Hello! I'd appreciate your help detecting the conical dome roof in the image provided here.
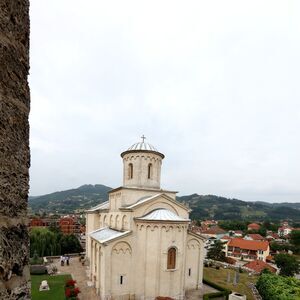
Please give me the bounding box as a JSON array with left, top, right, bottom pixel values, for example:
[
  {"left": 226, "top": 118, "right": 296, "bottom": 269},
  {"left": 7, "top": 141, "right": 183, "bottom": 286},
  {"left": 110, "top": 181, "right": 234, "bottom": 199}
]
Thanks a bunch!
[
  {"left": 127, "top": 141, "right": 158, "bottom": 151},
  {"left": 121, "top": 136, "right": 164, "bottom": 158}
]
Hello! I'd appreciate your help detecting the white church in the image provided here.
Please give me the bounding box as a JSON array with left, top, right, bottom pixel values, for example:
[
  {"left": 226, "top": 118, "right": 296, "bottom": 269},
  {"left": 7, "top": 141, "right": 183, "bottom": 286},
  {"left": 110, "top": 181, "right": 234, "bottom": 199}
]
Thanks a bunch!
[{"left": 86, "top": 138, "right": 205, "bottom": 299}]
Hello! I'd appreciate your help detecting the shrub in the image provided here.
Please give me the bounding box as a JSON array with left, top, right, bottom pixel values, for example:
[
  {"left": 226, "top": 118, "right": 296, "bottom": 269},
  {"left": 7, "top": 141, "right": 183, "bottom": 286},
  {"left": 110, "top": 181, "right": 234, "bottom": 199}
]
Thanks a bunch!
[
  {"left": 203, "top": 279, "right": 231, "bottom": 299},
  {"left": 30, "top": 265, "right": 47, "bottom": 275},
  {"left": 256, "top": 273, "right": 300, "bottom": 300}
]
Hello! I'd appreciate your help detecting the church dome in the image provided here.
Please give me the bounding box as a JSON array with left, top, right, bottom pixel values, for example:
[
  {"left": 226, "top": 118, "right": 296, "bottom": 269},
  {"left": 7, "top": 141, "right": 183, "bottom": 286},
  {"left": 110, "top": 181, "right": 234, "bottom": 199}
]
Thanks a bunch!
[
  {"left": 127, "top": 141, "right": 158, "bottom": 152},
  {"left": 136, "top": 209, "right": 190, "bottom": 222},
  {"left": 121, "top": 136, "right": 164, "bottom": 158}
]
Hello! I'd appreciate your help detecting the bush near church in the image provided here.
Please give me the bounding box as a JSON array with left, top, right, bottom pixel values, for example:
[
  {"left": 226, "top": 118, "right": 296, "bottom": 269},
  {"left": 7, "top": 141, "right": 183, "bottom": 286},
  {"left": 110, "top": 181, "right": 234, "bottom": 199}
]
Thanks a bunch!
[{"left": 256, "top": 273, "right": 300, "bottom": 300}]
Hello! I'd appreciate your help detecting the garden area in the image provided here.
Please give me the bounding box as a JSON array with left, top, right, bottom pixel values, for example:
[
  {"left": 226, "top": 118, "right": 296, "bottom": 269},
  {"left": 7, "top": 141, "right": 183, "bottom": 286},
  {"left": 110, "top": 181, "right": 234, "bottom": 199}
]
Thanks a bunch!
[
  {"left": 31, "top": 274, "right": 72, "bottom": 300},
  {"left": 203, "top": 266, "right": 258, "bottom": 300}
]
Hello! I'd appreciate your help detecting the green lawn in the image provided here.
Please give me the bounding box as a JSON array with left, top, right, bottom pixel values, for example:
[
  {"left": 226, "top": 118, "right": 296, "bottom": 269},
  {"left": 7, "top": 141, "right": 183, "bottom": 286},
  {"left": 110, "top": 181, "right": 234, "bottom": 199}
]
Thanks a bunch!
[
  {"left": 204, "top": 266, "right": 259, "bottom": 300},
  {"left": 31, "top": 274, "right": 72, "bottom": 300}
]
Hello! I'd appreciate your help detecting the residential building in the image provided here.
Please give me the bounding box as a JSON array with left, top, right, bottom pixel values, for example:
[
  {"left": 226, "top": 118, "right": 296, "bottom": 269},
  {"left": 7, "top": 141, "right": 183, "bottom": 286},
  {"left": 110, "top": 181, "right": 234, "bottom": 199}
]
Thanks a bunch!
[
  {"left": 244, "top": 260, "right": 276, "bottom": 274},
  {"left": 247, "top": 223, "right": 261, "bottom": 231},
  {"left": 226, "top": 238, "right": 270, "bottom": 262},
  {"left": 244, "top": 234, "right": 265, "bottom": 241}
]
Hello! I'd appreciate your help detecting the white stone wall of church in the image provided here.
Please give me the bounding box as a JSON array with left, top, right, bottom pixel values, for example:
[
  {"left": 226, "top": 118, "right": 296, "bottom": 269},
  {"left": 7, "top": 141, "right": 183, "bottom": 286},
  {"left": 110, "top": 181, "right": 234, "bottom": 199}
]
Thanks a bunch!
[
  {"left": 122, "top": 153, "right": 162, "bottom": 189},
  {"left": 133, "top": 223, "right": 188, "bottom": 299}
]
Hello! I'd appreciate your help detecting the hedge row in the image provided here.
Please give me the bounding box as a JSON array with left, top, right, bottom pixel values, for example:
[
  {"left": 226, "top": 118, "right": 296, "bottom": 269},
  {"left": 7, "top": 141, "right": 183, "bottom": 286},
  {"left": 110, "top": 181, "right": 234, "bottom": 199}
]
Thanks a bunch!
[{"left": 203, "top": 278, "right": 231, "bottom": 300}]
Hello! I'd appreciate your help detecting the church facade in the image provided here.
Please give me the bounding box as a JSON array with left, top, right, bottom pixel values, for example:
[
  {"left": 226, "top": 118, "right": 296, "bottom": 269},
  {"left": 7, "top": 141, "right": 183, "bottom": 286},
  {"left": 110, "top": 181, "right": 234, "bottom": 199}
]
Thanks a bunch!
[{"left": 86, "top": 139, "right": 205, "bottom": 299}]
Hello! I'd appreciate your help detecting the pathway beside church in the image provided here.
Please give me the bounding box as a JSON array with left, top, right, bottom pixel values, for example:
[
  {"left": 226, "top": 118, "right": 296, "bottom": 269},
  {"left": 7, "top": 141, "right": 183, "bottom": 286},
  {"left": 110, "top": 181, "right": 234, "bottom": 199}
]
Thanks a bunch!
[{"left": 53, "top": 256, "right": 97, "bottom": 300}]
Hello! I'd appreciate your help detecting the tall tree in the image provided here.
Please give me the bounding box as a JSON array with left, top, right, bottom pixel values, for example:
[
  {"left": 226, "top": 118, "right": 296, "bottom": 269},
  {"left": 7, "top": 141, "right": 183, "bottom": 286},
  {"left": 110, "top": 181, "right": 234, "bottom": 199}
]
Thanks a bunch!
[
  {"left": 207, "top": 240, "right": 226, "bottom": 261},
  {"left": 275, "top": 253, "right": 300, "bottom": 277}
]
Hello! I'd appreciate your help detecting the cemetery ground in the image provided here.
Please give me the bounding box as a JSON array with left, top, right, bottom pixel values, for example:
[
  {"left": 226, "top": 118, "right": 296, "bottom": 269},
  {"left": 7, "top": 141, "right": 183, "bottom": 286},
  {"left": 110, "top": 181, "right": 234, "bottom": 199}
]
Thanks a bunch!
[
  {"left": 203, "top": 266, "right": 259, "bottom": 300},
  {"left": 31, "top": 274, "right": 72, "bottom": 300}
]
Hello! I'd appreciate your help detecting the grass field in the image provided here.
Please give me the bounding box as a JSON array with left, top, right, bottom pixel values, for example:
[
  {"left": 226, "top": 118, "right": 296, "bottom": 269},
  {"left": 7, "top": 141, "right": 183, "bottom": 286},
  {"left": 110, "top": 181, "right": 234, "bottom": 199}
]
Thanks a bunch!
[
  {"left": 204, "top": 266, "right": 259, "bottom": 300},
  {"left": 31, "top": 274, "right": 72, "bottom": 300}
]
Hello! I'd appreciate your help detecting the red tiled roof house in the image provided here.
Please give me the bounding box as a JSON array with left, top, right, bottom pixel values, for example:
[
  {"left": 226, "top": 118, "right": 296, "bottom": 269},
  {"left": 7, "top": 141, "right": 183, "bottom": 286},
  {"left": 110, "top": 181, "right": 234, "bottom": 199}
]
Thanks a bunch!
[
  {"left": 247, "top": 223, "right": 261, "bottom": 231},
  {"left": 244, "top": 260, "right": 276, "bottom": 274},
  {"left": 226, "top": 238, "right": 270, "bottom": 262}
]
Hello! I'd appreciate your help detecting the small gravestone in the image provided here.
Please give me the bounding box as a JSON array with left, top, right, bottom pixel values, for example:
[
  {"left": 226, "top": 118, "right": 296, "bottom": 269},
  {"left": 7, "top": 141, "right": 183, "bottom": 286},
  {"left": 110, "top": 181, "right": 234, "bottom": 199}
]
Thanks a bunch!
[
  {"left": 227, "top": 271, "right": 231, "bottom": 283},
  {"left": 39, "top": 280, "right": 50, "bottom": 291},
  {"left": 233, "top": 271, "right": 237, "bottom": 286}
]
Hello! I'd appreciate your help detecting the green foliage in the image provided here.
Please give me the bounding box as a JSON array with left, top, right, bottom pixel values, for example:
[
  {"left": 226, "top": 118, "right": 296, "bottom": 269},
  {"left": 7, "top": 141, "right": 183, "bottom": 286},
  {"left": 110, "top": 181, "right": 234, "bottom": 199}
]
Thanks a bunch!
[
  {"left": 203, "top": 278, "right": 231, "bottom": 300},
  {"left": 270, "top": 241, "right": 294, "bottom": 253},
  {"left": 207, "top": 240, "right": 226, "bottom": 262},
  {"left": 30, "top": 227, "right": 82, "bottom": 257},
  {"left": 290, "top": 230, "right": 300, "bottom": 245},
  {"left": 60, "top": 234, "right": 83, "bottom": 254},
  {"left": 275, "top": 253, "right": 300, "bottom": 277},
  {"left": 262, "top": 220, "right": 280, "bottom": 232},
  {"left": 177, "top": 194, "right": 300, "bottom": 221},
  {"left": 219, "top": 220, "right": 248, "bottom": 231},
  {"left": 256, "top": 273, "right": 300, "bottom": 300}
]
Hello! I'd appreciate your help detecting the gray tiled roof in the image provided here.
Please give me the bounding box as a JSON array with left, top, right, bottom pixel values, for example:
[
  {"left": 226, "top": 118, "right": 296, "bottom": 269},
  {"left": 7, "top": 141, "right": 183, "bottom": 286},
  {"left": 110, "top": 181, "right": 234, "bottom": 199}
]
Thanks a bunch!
[
  {"left": 136, "top": 209, "right": 190, "bottom": 222},
  {"left": 122, "top": 194, "right": 162, "bottom": 209},
  {"left": 87, "top": 201, "right": 109, "bottom": 212},
  {"left": 89, "top": 227, "right": 130, "bottom": 243},
  {"left": 127, "top": 142, "right": 158, "bottom": 151}
]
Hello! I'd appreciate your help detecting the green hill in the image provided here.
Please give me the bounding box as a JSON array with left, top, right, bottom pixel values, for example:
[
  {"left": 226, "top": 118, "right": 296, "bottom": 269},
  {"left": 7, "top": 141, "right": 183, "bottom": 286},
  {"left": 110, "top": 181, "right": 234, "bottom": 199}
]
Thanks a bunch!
[
  {"left": 29, "top": 186, "right": 300, "bottom": 221},
  {"left": 29, "top": 184, "right": 112, "bottom": 214},
  {"left": 176, "top": 194, "right": 300, "bottom": 221}
]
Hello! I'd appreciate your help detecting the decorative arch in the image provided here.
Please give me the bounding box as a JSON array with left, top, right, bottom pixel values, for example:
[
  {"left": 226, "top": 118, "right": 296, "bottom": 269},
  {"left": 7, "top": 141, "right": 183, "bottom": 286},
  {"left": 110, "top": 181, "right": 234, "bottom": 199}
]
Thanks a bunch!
[
  {"left": 143, "top": 200, "right": 179, "bottom": 216},
  {"left": 115, "top": 215, "right": 120, "bottom": 229},
  {"left": 167, "top": 247, "right": 176, "bottom": 269},
  {"left": 187, "top": 238, "right": 201, "bottom": 249},
  {"left": 111, "top": 241, "right": 132, "bottom": 255},
  {"left": 122, "top": 215, "right": 128, "bottom": 230},
  {"left": 109, "top": 214, "right": 114, "bottom": 227},
  {"left": 103, "top": 214, "right": 108, "bottom": 226}
]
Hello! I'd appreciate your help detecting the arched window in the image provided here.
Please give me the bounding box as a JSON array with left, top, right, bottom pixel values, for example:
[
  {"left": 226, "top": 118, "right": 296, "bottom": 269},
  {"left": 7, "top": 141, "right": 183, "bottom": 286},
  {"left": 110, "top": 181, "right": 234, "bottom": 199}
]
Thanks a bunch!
[
  {"left": 128, "top": 163, "right": 133, "bottom": 179},
  {"left": 147, "top": 163, "right": 152, "bottom": 179},
  {"left": 167, "top": 247, "right": 176, "bottom": 269}
]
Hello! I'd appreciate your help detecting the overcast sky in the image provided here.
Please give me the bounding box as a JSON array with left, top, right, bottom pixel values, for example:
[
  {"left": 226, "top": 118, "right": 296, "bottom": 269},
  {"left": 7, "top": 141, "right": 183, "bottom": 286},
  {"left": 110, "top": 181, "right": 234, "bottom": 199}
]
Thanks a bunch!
[{"left": 29, "top": 1, "right": 300, "bottom": 202}]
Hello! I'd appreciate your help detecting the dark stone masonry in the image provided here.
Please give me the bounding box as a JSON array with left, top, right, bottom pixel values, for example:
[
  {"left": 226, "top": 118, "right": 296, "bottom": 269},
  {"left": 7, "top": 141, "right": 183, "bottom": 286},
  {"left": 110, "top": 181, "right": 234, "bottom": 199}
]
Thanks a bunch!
[{"left": 0, "top": 0, "right": 30, "bottom": 298}]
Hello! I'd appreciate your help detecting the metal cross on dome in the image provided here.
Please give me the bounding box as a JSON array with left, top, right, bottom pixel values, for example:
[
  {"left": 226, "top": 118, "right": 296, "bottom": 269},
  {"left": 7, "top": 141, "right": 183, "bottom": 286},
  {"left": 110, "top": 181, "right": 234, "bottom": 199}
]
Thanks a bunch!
[{"left": 141, "top": 135, "right": 146, "bottom": 143}]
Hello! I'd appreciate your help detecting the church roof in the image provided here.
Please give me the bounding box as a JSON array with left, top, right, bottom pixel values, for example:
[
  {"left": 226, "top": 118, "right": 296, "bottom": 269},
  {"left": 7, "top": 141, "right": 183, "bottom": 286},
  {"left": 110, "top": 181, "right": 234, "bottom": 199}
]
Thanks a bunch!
[
  {"left": 86, "top": 201, "right": 109, "bottom": 212},
  {"left": 136, "top": 208, "right": 190, "bottom": 222},
  {"left": 122, "top": 194, "right": 162, "bottom": 209},
  {"left": 89, "top": 227, "right": 130, "bottom": 244},
  {"left": 121, "top": 137, "right": 165, "bottom": 158},
  {"left": 127, "top": 142, "right": 158, "bottom": 152}
]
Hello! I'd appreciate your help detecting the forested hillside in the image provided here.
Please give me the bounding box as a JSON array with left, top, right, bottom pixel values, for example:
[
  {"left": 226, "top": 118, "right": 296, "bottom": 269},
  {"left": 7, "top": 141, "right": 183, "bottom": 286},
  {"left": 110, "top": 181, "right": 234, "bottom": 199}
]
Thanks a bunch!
[{"left": 29, "top": 186, "right": 300, "bottom": 221}]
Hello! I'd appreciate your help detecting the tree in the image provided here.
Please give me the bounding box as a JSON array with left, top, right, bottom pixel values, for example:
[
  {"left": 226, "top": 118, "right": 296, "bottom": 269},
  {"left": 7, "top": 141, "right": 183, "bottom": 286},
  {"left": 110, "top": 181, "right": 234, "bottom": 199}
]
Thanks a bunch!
[
  {"left": 207, "top": 240, "right": 226, "bottom": 261},
  {"left": 275, "top": 253, "right": 300, "bottom": 277},
  {"left": 290, "top": 230, "right": 300, "bottom": 246},
  {"left": 290, "top": 230, "right": 300, "bottom": 254},
  {"left": 60, "top": 234, "right": 83, "bottom": 254}
]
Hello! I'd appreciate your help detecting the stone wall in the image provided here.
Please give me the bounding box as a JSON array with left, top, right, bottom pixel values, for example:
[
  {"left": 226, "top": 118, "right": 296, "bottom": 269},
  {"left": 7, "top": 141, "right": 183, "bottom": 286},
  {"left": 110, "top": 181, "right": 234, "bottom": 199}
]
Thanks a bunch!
[{"left": 0, "top": 0, "right": 30, "bottom": 299}]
